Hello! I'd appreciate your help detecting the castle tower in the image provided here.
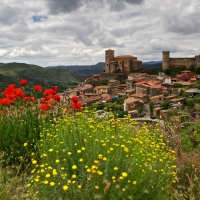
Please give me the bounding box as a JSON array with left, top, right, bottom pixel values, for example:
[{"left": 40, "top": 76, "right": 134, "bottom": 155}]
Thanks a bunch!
[
  {"left": 195, "top": 55, "right": 200, "bottom": 68},
  {"left": 104, "top": 49, "right": 114, "bottom": 73},
  {"left": 162, "top": 51, "right": 170, "bottom": 70}
]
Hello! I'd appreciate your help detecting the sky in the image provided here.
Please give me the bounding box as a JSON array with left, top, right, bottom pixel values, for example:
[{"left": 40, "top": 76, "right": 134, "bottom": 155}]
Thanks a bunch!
[{"left": 0, "top": 0, "right": 199, "bottom": 67}]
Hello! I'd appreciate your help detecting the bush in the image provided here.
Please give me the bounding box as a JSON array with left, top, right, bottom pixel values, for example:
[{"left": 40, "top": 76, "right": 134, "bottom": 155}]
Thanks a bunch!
[{"left": 28, "top": 112, "right": 177, "bottom": 200}]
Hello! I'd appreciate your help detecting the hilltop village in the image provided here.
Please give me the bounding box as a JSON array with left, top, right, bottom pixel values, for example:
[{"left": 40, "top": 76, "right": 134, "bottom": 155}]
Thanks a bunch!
[{"left": 59, "top": 49, "right": 200, "bottom": 120}]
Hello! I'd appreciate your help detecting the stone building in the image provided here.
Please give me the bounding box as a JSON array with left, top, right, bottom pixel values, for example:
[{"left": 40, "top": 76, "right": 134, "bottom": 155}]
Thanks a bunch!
[
  {"left": 162, "top": 51, "right": 200, "bottom": 70},
  {"left": 103, "top": 49, "right": 142, "bottom": 74}
]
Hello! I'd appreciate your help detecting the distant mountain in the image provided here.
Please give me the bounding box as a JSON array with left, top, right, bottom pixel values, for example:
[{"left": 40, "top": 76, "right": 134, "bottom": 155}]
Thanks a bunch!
[
  {"left": 48, "top": 61, "right": 162, "bottom": 75},
  {"left": 142, "top": 61, "right": 162, "bottom": 68},
  {"left": 0, "top": 62, "right": 86, "bottom": 90},
  {"left": 48, "top": 62, "right": 105, "bottom": 76}
]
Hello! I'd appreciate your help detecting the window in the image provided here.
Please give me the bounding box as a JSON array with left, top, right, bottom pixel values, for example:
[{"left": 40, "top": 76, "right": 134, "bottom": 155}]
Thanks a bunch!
[{"left": 159, "top": 98, "right": 161, "bottom": 101}]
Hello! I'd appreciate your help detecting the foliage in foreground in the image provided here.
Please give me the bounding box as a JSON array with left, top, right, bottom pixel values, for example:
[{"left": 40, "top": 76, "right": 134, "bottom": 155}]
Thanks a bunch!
[{"left": 27, "top": 111, "right": 177, "bottom": 200}]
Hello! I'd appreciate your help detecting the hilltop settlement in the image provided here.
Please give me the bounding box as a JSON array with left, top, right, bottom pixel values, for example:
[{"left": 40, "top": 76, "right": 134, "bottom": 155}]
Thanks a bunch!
[{"left": 56, "top": 49, "right": 200, "bottom": 120}]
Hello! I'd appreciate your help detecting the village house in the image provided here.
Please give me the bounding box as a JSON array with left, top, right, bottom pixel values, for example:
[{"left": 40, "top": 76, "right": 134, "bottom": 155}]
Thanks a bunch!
[
  {"left": 124, "top": 97, "right": 144, "bottom": 112},
  {"left": 94, "top": 85, "right": 112, "bottom": 94},
  {"left": 85, "top": 74, "right": 100, "bottom": 83},
  {"left": 108, "top": 79, "right": 120, "bottom": 87},
  {"left": 150, "top": 95, "right": 165, "bottom": 104},
  {"left": 176, "top": 70, "right": 198, "bottom": 82},
  {"left": 78, "top": 84, "right": 94, "bottom": 95}
]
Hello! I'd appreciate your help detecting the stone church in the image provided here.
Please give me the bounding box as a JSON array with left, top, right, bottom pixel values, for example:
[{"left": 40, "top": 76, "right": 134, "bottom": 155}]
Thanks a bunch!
[{"left": 103, "top": 49, "right": 142, "bottom": 74}]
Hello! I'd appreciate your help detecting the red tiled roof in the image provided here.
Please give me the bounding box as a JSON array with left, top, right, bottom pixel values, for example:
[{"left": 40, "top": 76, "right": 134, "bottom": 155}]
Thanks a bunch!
[{"left": 150, "top": 84, "right": 162, "bottom": 89}]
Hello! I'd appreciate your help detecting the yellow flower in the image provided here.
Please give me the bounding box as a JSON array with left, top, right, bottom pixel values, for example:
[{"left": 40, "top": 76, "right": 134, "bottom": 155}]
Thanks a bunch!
[
  {"left": 77, "top": 150, "right": 81, "bottom": 153},
  {"left": 122, "top": 172, "right": 128, "bottom": 177},
  {"left": 79, "top": 158, "right": 83, "bottom": 162},
  {"left": 98, "top": 154, "right": 103, "bottom": 159},
  {"left": 94, "top": 160, "right": 99, "bottom": 164},
  {"left": 119, "top": 176, "right": 123, "bottom": 180},
  {"left": 114, "top": 167, "right": 118, "bottom": 171},
  {"left": 61, "top": 167, "right": 65, "bottom": 170},
  {"left": 55, "top": 159, "right": 60, "bottom": 163},
  {"left": 44, "top": 180, "right": 48, "bottom": 185},
  {"left": 72, "top": 165, "right": 77, "bottom": 170},
  {"left": 82, "top": 147, "right": 86, "bottom": 151},
  {"left": 122, "top": 188, "right": 126, "bottom": 192},
  {"left": 63, "top": 185, "right": 68, "bottom": 191},
  {"left": 124, "top": 147, "right": 129, "bottom": 152},
  {"left": 23, "top": 143, "right": 28, "bottom": 147},
  {"left": 78, "top": 185, "right": 82, "bottom": 189},
  {"left": 45, "top": 174, "right": 50, "bottom": 178},
  {"left": 48, "top": 149, "right": 53, "bottom": 152},
  {"left": 50, "top": 182, "right": 55, "bottom": 186},
  {"left": 72, "top": 174, "right": 76, "bottom": 179},
  {"left": 68, "top": 152, "right": 72, "bottom": 156},
  {"left": 133, "top": 181, "right": 137, "bottom": 185},
  {"left": 32, "top": 160, "right": 37, "bottom": 165},
  {"left": 95, "top": 186, "right": 99, "bottom": 189},
  {"left": 103, "top": 157, "right": 107, "bottom": 161}
]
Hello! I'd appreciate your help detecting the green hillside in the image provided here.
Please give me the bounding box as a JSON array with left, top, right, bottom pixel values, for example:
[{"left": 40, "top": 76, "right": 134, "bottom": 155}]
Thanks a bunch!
[{"left": 0, "top": 62, "right": 87, "bottom": 90}]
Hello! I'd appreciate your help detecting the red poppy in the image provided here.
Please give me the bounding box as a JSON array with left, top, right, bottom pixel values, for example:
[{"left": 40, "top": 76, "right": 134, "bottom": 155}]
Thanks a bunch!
[
  {"left": 40, "top": 98, "right": 46, "bottom": 103},
  {"left": 20, "top": 79, "right": 28, "bottom": 86},
  {"left": 24, "top": 97, "right": 30, "bottom": 102},
  {"left": 43, "top": 89, "right": 56, "bottom": 96},
  {"left": 39, "top": 104, "right": 51, "bottom": 111},
  {"left": 72, "top": 102, "right": 82, "bottom": 110},
  {"left": 53, "top": 95, "right": 60, "bottom": 102},
  {"left": 7, "top": 84, "right": 16, "bottom": 91},
  {"left": 13, "top": 88, "right": 25, "bottom": 98},
  {"left": 34, "top": 85, "right": 42, "bottom": 92},
  {"left": 52, "top": 86, "right": 58, "bottom": 92},
  {"left": 71, "top": 96, "right": 79, "bottom": 104},
  {"left": 45, "top": 95, "right": 52, "bottom": 101},
  {"left": 0, "top": 98, "right": 11, "bottom": 105}
]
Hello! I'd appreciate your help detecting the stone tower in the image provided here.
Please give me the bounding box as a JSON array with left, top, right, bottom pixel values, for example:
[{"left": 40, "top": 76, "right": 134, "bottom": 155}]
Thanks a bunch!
[
  {"left": 162, "top": 51, "right": 170, "bottom": 70},
  {"left": 195, "top": 55, "right": 200, "bottom": 68},
  {"left": 104, "top": 49, "right": 114, "bottom": 73}
]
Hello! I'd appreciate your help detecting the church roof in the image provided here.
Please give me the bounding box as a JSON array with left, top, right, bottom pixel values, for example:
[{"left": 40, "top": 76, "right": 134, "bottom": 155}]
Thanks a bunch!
[{"left": 114, "top": 55, "right": 137, "bottom": 59}]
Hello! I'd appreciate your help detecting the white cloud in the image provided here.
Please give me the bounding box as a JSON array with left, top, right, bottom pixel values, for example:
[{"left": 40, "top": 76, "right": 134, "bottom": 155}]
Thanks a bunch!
[{"left": 0, "top": 0, "right": 199, "bottom": 67}]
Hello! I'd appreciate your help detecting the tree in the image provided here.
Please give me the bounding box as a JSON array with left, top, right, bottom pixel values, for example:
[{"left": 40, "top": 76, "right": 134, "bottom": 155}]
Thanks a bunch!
[
  {"left": 164, "top": 68, "right": 171, "bottom": 76},
  {"left": 194, "top": 66, "right": 200, "bottom": 74}
]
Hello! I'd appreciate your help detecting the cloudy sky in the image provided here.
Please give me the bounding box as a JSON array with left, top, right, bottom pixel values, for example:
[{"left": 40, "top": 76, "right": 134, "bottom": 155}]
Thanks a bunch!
[{"left": 0, "top": 0, "right": 199, "bottom": 67}]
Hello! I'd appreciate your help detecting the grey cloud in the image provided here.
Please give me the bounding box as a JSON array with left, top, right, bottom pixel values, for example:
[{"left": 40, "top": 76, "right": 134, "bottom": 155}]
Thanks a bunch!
[{"left": 45, "top": 0, "right": 145, "bottom": 14}]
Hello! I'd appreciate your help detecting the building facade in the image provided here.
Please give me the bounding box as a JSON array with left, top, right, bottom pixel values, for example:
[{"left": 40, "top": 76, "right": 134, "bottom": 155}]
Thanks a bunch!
[{"left": 103, "top": 49, "right": 142, "bottom": 74}]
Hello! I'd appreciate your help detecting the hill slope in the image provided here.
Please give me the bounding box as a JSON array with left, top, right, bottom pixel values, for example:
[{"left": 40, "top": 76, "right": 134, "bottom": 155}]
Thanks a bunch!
[
  {"left": 48, "top": 61, "right": 162, "bottom": 75},
  {"left": 0, "top": 62, "right": 86, "bottom": 90}
]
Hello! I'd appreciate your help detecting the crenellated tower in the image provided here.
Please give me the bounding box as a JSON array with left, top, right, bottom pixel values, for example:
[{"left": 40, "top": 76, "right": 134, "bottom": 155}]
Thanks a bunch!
[{"left": 162, "top": 51, "right": 170, "bottom": 70}]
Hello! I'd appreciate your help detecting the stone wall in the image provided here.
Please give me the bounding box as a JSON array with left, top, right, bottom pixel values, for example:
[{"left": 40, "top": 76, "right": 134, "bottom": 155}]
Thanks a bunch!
[{"left": 100, "top": 73, "right": 128, "bottom": 81}]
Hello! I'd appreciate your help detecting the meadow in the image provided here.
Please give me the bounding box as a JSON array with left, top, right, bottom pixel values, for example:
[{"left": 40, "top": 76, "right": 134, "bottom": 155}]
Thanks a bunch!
[{"left": 0, "top": 80, "right": 199, "bottom": 200}]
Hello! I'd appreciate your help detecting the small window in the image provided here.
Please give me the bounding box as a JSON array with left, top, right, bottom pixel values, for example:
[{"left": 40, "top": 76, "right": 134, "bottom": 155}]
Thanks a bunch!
[{"left": 159, "top": 98, "right": 161, "bottom": 100}]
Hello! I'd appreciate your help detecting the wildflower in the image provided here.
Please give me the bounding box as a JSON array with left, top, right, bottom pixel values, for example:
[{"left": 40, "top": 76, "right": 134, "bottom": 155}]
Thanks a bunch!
[
  {"left": 50, "top": 182, "right": 55, "bottom": 186},
  {"left": 0, "top": 98, "right": 11, "bottom": 105},
  {"left": 52, "top": 86, "right": 58, "bottom": 92},
  {"left": 39, "top": 104, "right": 51, "bottom": 111},
  {"left": 78, "top": 185, "right": 82, "bottom": 189},
  {"left": 68, "top": 152, "right": 72, "bottom": 156},
  {"left": 103, "top": 157, "right": 107, "bottom": 161},
  {"left": 71, "top": 96, "right": 79, "bottom": 103},
  {"left": 43, "top": 89, "right": 56, "bottom": 96},
  {"left": 44, "top": 180, "right": 48, "bottom": 185},
  {"left": 72, "top": 102, "right": 82, "bottom": 110},
  {"left": 122, "top": 172, "right": 128, "bottom": 177},
  {"left": 72, "top": 165, "right": 77, "bottom": 170},
  {"left": 95, "top": 186, "right": 99, "bottom": 189},
  {"left": 114, "top": 167, "right": 118, "bottom": 171},
  {"left": 63, "top": 185, "right": 68, "bottom": 191},
  {"left": 79, "top": 158, "right": 83, "bottom": 162},
  {"left": 20, "top": 79, "right": 28, "bottom": 86},
  {"left": 23, "top": 143, "right": 28, "bottom": 147},
  {"left": 77, "top": 150, "right": 81, "bottom": 153},
  {"left": 133, "top": 181, "right": 137, "bottom": 185},
  {"left": 72, "top": 174, "right": 76, "bottom": 179},
  {"left": 45, "top": 174, "right": 51, "bottom": 178},
  {"left": 32, "top": 160, "right": 37, "bottom": 165},
  {"left": 34, "top": 85, "right": 42, "bottom": 92},
  {"left": 53, "top": 95, "right": 60, "bottom": 102},
  {"left": 55, "top": 159, "right": 60, "bottom": 163}
]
